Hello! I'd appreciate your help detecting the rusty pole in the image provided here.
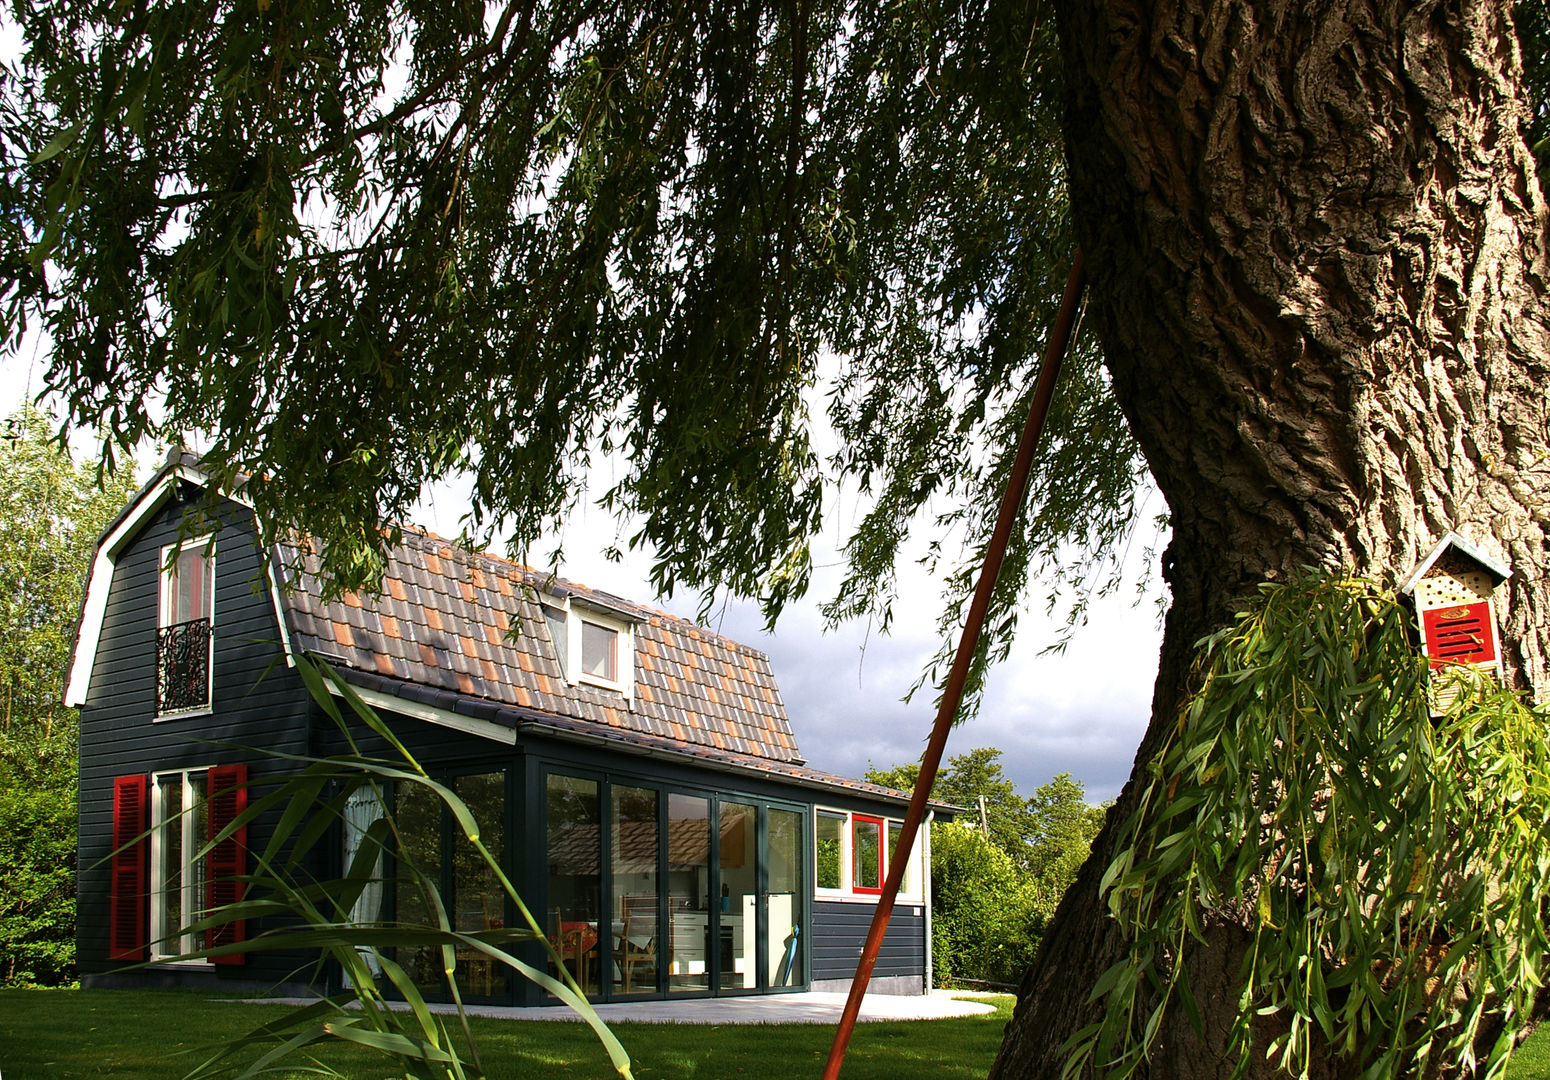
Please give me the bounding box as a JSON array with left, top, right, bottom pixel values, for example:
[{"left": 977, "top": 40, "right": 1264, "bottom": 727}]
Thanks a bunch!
[{"left": 820, "top": 250, "right": 1088, "bottom": 1080}]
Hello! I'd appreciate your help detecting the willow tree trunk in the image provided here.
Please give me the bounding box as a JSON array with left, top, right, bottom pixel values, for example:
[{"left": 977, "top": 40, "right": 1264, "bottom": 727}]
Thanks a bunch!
[{"left": 991, "top": 1, "right": 1550, "bottom": 1077}]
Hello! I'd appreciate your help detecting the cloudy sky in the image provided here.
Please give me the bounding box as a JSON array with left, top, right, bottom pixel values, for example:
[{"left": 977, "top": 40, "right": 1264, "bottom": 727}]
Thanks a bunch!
[{"left": 3, "top": 333, "right": 1166, "bottom": 804}]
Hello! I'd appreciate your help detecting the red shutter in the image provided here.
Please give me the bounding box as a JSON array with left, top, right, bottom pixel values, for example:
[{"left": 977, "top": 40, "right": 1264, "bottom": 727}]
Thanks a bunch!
[
  {"left": 109, "top": 775, "right": 149, "bottom": 962},
  {"left": 205, "top": 763, "right": 248, "bottom": 963}
]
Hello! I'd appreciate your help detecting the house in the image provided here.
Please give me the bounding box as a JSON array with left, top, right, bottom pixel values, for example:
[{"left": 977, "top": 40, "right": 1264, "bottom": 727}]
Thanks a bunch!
[{"left": 68, "top": 451, "right": 947, "bottom": 1004}]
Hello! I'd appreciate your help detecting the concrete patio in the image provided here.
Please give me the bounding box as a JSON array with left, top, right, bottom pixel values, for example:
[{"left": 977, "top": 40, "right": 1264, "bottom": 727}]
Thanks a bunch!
[{"left": 248, "top": 989, "right": 1001, "bottom": 1025}]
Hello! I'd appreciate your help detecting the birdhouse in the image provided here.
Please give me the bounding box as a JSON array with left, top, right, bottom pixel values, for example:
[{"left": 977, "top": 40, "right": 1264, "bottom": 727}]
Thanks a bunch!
[{"left": 1398, "top": 532, "right": 1511, "bottom": 713}]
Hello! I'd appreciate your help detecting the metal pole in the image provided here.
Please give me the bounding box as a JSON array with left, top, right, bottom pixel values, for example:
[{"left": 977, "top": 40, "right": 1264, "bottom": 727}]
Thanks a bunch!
[{"left": 820, "top": 250, "right": 1087, "bottom": 1080}]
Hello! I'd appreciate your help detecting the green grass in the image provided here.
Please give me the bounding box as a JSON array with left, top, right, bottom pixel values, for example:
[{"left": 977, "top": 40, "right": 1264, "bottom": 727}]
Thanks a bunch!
[
  {"left": 0, "top": 989, "right": 1014, "bottom": 1080},
  {"left": 9, "top": 990, "right": 1550, "bottom": 1079}
]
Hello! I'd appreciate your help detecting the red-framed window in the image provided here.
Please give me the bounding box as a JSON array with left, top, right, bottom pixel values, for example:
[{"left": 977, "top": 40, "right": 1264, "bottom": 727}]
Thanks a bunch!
[{"left": 851, "top": 815, "right": 884, "bottom": 894}]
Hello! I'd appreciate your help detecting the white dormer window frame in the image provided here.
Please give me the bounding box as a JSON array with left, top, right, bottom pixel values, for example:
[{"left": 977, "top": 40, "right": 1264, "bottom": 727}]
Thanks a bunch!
[
  {"left": 156, "top": 535, "right": 216, "bottom": 719},
  {"left": 542, "top": 595, "right": 635, "bottom": 700}
]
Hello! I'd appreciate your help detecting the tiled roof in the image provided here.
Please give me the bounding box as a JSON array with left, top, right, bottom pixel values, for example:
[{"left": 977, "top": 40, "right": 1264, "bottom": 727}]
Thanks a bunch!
[{"left": 273, "top": 526, "right": 805, "bottom": 765}]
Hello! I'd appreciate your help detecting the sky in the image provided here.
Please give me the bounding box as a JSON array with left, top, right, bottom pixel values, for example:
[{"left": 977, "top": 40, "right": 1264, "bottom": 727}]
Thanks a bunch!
[{"left": 2, "top": 333, "right": 1166, "bottom": 803}]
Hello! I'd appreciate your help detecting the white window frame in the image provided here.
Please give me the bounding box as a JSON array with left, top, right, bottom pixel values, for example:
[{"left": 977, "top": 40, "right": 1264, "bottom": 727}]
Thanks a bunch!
[
  {"left": 813, "top": 807, "right": 924, "bottom": 902},
  {"left": 814, "top": 809, "right": 851, "bottom": 897},
  {"left": 156, "top": 535, "right": 216, "bottom": 719},
  {"left": 543, "top": 596, "right": 634, "bottom": 700},
  {"left": 149, "top": 767, "right": 213, "bottom": 965}
]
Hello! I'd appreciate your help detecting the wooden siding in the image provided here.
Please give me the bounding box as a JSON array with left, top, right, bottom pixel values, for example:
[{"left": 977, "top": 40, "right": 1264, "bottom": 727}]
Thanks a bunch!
[
  {"left": 810, "top": 900, "right": 925, "bottom": 981},
  {"left": 76, "top": 495, "right": 314, "bottom": 985}
]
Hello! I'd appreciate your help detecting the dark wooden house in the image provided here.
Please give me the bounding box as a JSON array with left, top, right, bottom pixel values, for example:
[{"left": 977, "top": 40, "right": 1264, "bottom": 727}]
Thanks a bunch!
[{"left": 68, "top": 453, "right": 946, "bottom": 1004}]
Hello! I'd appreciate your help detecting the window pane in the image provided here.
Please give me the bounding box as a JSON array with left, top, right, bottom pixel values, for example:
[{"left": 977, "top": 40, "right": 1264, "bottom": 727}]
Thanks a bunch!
[
  {"left": 154, "top": 778, "right": 183, "bottom": 953},
  {"left": 853, "top": 818, "right": 881, "bottom": 891},
  {"left": 765, "top": 808, "right": 803, "bottom": 987},
  {"left": 453, "top": 772, "right": 505, "bottom": 998},
  {"left": 342, "top": 786, "right": 387, "bottom": 986},
  {"left": 887, "top": 820, "right": 920, "bottom": 895},
  {"left": 546, "top": 774, "right": 601, "bottom": 995},
  {"left": 719, "top": 801, "right": 756, "bottom": 989},
  {"left": 542, "top": 605, "right": 567, "bottom": 676},
  {"left": 394, "top": 780, "right": 443, "bottom": 995},
  {"left": 171, "top": 548, "right": 208, "bottom": 624},
  {"left": 187, "top": 773, "right": 208, "bottom": 950},
  {"left": 152, "top": 771, "right": 209, "bottom": 958},
  {"left": 667, "top": 793, "right": 710, "bottom": 992},
  {"left": 815, "top": 812, "right": 844, "bottom": 890},
  {"left": 581, "top": 621, "right": 617, "bottom": 680},
  {"left": 611, "top": 785, "right": 659, "bottom": 994}
]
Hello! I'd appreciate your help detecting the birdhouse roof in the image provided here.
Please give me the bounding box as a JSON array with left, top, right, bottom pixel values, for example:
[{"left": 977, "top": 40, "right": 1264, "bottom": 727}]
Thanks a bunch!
[{"left": 1398, "top": 532, "right": 1512, "bottom": 596}]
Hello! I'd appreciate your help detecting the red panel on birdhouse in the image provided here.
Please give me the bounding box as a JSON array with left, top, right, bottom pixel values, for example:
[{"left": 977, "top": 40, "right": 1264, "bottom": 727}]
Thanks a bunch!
[{"left": 1421, "top": 602, "right": 1497, "bottom": 667}]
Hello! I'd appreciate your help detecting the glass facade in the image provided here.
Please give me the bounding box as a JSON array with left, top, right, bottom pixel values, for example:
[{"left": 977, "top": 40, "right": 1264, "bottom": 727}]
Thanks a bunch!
[
  {"left": 544, "top": 771, "right": 809, "bottom": 1002},
  {"left": 765, "top": 807, "right": 804, "bottom": 987},
  {"left": 546, "top": 774, "right": 602, "bottom": 995},
  {"left": 394, "top": 778, "right": 445, "bottom": 995},
  {"left": 453, "top": 773, "right": 505, "bottom": 997},
  {"left": 610, "top": 785, "right": 659, "bottom": 994},
  {"left": 369, "top": 761, "right": 884, "bottom": 1006},
  {"left": 667, "top": 793, "right": 710, "bottom": 992},
  {"left": 392, "top": 772, "right": 509, "bottom": 1000}
]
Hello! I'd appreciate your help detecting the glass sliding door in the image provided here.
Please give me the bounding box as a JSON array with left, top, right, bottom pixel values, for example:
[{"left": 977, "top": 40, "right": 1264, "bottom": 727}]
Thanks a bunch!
[
  {"left": 546, "top": 774, "right": 602, "bottom": 995},
  {"left": 610, "top": 785, "right": 659, "bottom": 994},
  {"left": 540, "top": 773, "right": 811, "bottom": 1000},
  {"left": 718, "top": 800, "right": 757, "bottom": 990},
  {"left": 394, "top": 780, "right": 444, "bottom": 995},
  {"left": 764, "top": 807, "right": 804, "bottom": 988},
  {"left": 452, "top": 772, "right": 505, "bottom": 998},
  {"left": 666, "top": 793, "right": 710, "bottom": 992}
]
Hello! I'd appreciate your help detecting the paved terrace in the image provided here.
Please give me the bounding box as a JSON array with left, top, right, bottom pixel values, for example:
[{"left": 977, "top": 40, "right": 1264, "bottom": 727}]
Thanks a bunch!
[{"left": 248, "top": 990, "right": 999, "bottom": 1025}]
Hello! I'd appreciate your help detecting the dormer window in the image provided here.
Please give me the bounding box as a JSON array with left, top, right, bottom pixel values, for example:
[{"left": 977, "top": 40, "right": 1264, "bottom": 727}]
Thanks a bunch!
[
  {"left": 580, "top": 619, "right": 619, "bottom": 683},
  {"left": 541, "top": 597, "right": 634, "bottom": 698},
  {"left": 157, "top": 538, "right": 214, "bottom": 716}
]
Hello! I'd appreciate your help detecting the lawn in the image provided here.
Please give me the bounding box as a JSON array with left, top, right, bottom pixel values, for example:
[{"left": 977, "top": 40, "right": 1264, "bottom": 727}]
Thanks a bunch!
[
  {"left": 0, "top": 989, "right": 1013, "bottom": 1080},
  {"left": 6, "top": 990, "right": 1550, "bottom": 1079}
]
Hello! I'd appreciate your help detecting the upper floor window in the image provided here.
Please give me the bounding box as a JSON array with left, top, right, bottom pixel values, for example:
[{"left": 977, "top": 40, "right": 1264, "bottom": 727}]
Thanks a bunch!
[
  {"left": 580, "top": 618, "right": 619, "bottom": 683},
  {"left": 156, "top": 538, "right": 214, "bottom": 716},
  {"left": 541, "top": 598, "right": 634, "bottom": 698}
]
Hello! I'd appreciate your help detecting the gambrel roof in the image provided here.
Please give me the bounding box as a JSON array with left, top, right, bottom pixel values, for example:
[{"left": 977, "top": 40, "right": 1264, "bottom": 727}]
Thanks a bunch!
[
  {"left": 66, "top": 452, "right": 930, "bottom": 808},
  {"left": 274, "top": 527, "right": 805, "bottom": 765}
]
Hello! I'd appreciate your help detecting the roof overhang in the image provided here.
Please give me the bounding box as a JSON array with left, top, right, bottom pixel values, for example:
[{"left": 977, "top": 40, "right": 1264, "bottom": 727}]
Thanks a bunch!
[
  {"left": 1398, "top": 531, "right": 1512, "bottom": 596},
  {"left": 326, "top": 664, "right": 941, "bottom": 811}
]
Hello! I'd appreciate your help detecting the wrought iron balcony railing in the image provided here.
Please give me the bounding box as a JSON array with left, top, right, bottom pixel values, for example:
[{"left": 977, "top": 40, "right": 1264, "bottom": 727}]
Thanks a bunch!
[{"left": 157, "top": 618, "right": 211, "bottom": 714}]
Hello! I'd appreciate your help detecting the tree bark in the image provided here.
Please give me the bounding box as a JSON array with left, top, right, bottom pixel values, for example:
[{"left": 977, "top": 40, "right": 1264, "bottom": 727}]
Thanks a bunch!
[{"left": 992, "top": 1, "right": 1550, "bottom": 1076}]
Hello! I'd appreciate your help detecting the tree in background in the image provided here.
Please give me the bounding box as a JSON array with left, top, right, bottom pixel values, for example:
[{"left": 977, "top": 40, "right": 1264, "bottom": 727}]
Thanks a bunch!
[
  {"left": 1024, "top": 773, "right": 1107, "bottom": 889},
  {"left": 868, "top": 751, "right": 1107, "bottom": 987},
  {"left": 0, "top": 409, "right": 135, "bottom": 986},
  {"left": 929, "top": 822, "right": 1044, "bottom": 988}
]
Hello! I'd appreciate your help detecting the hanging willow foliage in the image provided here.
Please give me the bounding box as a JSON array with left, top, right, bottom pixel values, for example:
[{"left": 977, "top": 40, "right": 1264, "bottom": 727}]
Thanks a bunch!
[{"left": 1066, "top": 576, "right": 1550, "bottom": 1080}]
